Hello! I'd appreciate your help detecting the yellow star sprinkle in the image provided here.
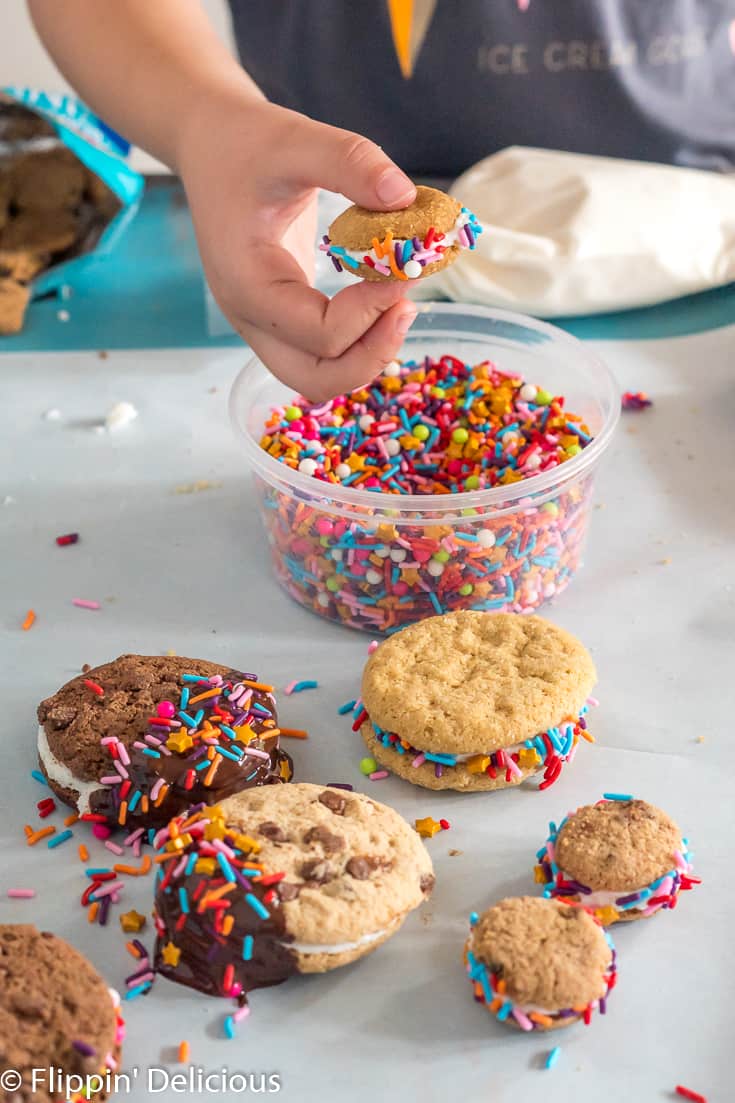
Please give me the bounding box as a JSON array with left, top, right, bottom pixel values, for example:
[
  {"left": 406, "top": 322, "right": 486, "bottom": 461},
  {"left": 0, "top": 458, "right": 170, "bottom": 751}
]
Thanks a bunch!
[
  {"left": 518, "top": 748, "right": 542, "bottom": 769},
  {"left": 347, "top": 452, "right": 367, "bottom": 473},
  {"left": 166, "top": 732, "right": 194, "bottom": 754},
  {"left": 161, "top": 941, "right": 181, "bottom": 967},
  {"left": 533, "top": 865, "right": 548, "bottom": 885},
  {"left": 415, "top": 817, "right": 442, "bottom": 838},
  {"left": 119, "top": 909, "right": 146, "bottom": 933},
  {"left": 466, "top": 754, "right": 490, "bottom": 774},
  {"left": 594, "top": 906, "right": 619, "bottom": 926},
  {"left": 195, "top": 857, "right": 216, "bottom": 876}
]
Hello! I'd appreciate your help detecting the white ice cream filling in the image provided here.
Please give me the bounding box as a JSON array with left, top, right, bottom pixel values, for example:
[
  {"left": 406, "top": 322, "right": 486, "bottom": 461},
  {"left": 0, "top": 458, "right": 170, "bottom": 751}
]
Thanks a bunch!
[
  {"left": 285, "top": 927, "right": 391, "bottom": 955},
  {"left": 37, "top": 724, "right": 103, "bottom": 815}
]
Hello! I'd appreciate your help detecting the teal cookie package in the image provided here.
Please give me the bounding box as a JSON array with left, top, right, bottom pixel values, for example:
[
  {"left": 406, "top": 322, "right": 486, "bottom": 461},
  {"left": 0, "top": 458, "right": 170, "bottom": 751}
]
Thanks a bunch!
[{"left": 1, "top": 86, "right": 143, "bottom": 298}]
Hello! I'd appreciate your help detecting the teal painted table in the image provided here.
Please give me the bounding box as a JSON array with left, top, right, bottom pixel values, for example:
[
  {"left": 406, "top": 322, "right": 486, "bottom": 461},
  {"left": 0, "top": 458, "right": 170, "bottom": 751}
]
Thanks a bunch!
[{"left": 2, "top": 178, "right": 733, "bottom": 351}]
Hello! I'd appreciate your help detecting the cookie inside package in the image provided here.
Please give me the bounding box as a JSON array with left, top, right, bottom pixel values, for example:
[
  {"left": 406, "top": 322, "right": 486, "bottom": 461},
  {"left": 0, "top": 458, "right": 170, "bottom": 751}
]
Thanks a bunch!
[{"left": 0, "top": 88, "right": 143, "bottom": 335}]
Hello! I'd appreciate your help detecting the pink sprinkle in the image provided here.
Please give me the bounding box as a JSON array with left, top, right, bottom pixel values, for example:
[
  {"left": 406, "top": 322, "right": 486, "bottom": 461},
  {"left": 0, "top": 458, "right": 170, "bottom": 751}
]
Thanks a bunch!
[
  {"left": 117, "top": 743, "right": 131, "bottom": 766},
  {"left": 104, "top": 840, "right": 124, "bottom": 856},
  {"left": 91, "top": 879, "right": 124, "bottom": 899},
  {"left": 511, "top": 1007, "right": 534, "bottom": 1031},
  {"left": 586, "top": 696, "right": 599, "bottom": 708},
  {"left": 7, "top": 888, "right": 36, "bottom": 899},
  {"left": 283, "top": 681, "right": 297, "bottom": 696},
  {"left": 369, "top": 770, "right": 389, "bottom": 781},
  {"left": 244, "top": 747, "right": 270, "bottom": 761},
  {"left": 124, "top": 827, "right": 145, "bottom": 845},
  {"left": 72, "top": 598, "right": 101, "bottom": 610},
  {"left": 93, "top": 824, "right": 112, "bottom": 840},
  {"left": 411, "top": 754, "right": 426, "bottom": 768},
  {"left": 99, "top": 775, "right": 122, "bottom": 785},
  {"left": 367, "top": 640, "right": 379, "bottom": 654},
  {"left": 233, "top": 1005, "right": 251, "bottom": 1023},
  {"left": 150, "top": 778, "right": 165, "bottom": 801}
]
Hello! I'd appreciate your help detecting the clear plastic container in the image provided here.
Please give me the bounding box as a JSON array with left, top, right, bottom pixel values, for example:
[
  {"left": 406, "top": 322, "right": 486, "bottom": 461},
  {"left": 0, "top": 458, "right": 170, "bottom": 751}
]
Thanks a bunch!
[{"left": 230, "top": 303, "right": 619, "bottom": 633}]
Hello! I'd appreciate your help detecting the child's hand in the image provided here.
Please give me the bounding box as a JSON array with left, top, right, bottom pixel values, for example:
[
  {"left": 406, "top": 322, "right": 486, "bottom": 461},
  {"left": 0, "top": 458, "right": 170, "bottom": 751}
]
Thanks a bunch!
[{"left": 179, "top": 96, "right": 417, "bottom": 401}]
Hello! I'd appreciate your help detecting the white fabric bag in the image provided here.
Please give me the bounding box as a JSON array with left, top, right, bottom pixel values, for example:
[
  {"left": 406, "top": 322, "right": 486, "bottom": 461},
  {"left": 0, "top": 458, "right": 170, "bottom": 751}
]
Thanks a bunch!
[{"left": 426, "top": 146, "right": 735, "bottom": 316}]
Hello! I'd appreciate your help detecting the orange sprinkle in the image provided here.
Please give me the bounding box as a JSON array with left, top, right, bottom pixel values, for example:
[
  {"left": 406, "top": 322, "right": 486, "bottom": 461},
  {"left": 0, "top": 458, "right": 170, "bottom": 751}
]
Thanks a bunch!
[
  {"left": 154, "top": 784, "right": 170, "bottom": 807},
  {"left": 199, "top": 882, "right": 236, "bottom": 908},
  {"left": 203, "top": 758, "right": 220, "bottom": 787},
  {"left": 141, "top": 795, "right": 149, "bottom": 814},
  {"left": 154, "top": 851, "right": 180, "bottom": 865},
  {"left": 187, "top": 687, "right": 221, "bottom": 705},
  {"left": 113, "top": 856, "right": 152, "bottom": 877},
  {"left": 88, "top": 902, "right": 99, "bottom": 924},
  {"left": 64, "top": 813, "right": 79, "bottom": 827},
  {"left": 23, "top": 824, "right": 33, "bottom": 838},
  {"left": 388, "top": 248, "right": 409, "bottom": 281},
  {"left": 529, "top": 1012, "right": 554, "bottom": 1027},
  {"left": 21, "top": 609, "right": 36, "bottom": 631},
  {"left": 78, "top": 843, "right": 89, "bottom": 862},
  {"left": 126, "top": 940, "right": 143, "bottom": 958},
  {"left": 27, "top": 826, "right": 55, "bottom": 846},
  {"left": 372, "top": 236, "right": 384, "bottom": 259},
  {"left": 497, "top": 978, "right": 507, "bottom": 995},
  {"left": 278, "top": 728, "right": 309, "bottom": 740},
  {"left": 221, "top": 915, "right": 234, "bottom": 936},
  {"left": 178, "top": 1041, "right": 190, "bottom": 1064},
  {"left": 118, "top": 801, "right": 128, "bottom": 826},
  {"left": 243, "top": 680, "right": 274, "bottom": 693}
]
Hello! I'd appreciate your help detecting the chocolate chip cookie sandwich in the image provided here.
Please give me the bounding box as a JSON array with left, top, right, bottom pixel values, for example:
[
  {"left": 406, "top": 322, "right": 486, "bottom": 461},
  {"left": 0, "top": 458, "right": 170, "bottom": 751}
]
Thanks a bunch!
[
  {"left": 37, "top": 654, "right": 293, "bottom": 831},
  {"left": 464, "top": 897, "right": 617, "bottom": 1032},
  {"left": 353, "top": 611, "right": 597, "bottom": 791},
  {"left": 536, "top": 795, "right": 699, "bottom": 924},
  {"left": 153, "top": 782, "right": 434, "bottom": 995},
  {"left": 321, "top": 184, "right": 483, "bottom": 281},
  {"left": 0, "top": 924, "right": 125, "bottom": 1102}
]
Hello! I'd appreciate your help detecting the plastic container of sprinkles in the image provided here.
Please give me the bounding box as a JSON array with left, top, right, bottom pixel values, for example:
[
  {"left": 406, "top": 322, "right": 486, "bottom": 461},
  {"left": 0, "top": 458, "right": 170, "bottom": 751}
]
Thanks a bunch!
[{"left": 230, "top": 303, "right": 619, "bottom": 633}]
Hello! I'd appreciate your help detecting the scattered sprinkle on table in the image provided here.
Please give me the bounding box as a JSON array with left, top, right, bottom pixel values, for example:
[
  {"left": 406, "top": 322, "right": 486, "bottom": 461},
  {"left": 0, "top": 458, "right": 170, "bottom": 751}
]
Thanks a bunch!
[
  {"left": 31, "top": 769, "right": 48, "bottom": 786},
  {"left": 73, "top": 598, "right": 101, "bottom": 610},
  {"left": 622, "top": 391, "right": 652, "bottom": 411},
  {"left": 7, "top": 888, "right": 36, "bottom": 899},
  {"left": 21, "top": 609, "right": 36, "bottom": 631},
  {"left": 544, "top": 1046, "right": 561, "bottom": 1070},
  {"left": 284, "top": 679, "right": 319, "bottom": 695},
  {"left": 178, "top": 1042, "right": 190, "bottom": 1064},
  {"left": 47, "top": 829, "right": 74, "bottom": 849},
  {"left": 415, "top": 817, "right": 444, "bottom": 838},
  {"left": 675, "top": 1088, "right": 707, "bottom": 1103},
  {"left": 359, "top": 757, "right": 378, "bottom": 775},
  {"left": 56, "top": 532, "right": 79, "bottom": 546}
]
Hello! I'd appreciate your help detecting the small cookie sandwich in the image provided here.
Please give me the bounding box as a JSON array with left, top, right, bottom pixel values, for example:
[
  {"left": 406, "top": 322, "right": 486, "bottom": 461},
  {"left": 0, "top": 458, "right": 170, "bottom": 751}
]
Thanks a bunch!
[
  {"left": 37, "top": 655, "right": 293, "bottom": 831},
  {"left": 153, "top": 781, "right": 434, "bottom": 996},
  {"left": 354, "top": 611, "right": 596, "bottom": 791},
  {"left": 536, "top": 795, "right": 699, "bottom": 924},
  {"left": 464, "top": 897, "right": 616, "bottom": 1032},
  {"left": 0, "top": 924, "right": 125, "bottom": 1103},
  {"left": 320, "top": 185, "right": 483, "bottom": 281}
]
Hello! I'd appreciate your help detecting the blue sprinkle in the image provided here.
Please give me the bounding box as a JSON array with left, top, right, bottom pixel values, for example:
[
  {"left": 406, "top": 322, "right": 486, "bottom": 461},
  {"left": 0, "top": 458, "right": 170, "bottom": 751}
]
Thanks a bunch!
[
  {"left": 31, "top": 770, "right": 48, "bottom": 786},
  {"left": 603, "top": 792, "right": 633, "bottom": 802},
  {"left": 181, "top": 674, "right": 207, "bottom": 683},
  {"left": 245, "top": 893, "right": 270, "bottom": 920},
  {"left": 217, "top": 853, "right": 237, "bottom": 883},
  {"left": 469, "top": 911, "right": 479, "bottom": 926},
  {"left": 214, "top": 745, "right": 244, "bottom": 763},
  {"left": 125, "top": 982, "right": 153, "bottom": 1001},
  {"left": 429, "top": 592, "right": 444, "bottom": 616},
  {"left": 185, "top": 853, "right": 197, "bottom": 876},
  {"left": 292, "top": 680, "right": 319, "bottom": 693},
  {"left": 243, "top": 935, "right": 254, "bottom": 961},
  {"left": 545, "top": 1046, "right": 561, "bottom": 1070},
  {"left": 47, "top": 829, "right": 73, "bottom": 849},
  {"left": 496, "top": 1000, "right": 513, "bottom": 1022},
  {"left": 224, "top": 1015, "right": 236, "bottom": 1039},
  {"left": 141, "top": 748, "right": 161, "bottom": 758},
  {"left": 128, "top": 790, "right": 141, "bottom": 813},
  {"left": 85, "top": 868, "right": 112, "bottom": 877},
  {"left": 180, "top": 687, "right": 190, "bottom": 709},
  {"left": 219, "top": 724, "right": 238, "bottom": 740},
  {"left": 193, "top": 709, "right": 205, "bottom": 727},
  {"left": 178, "top": 711, "right": 197, "bottom": 728},
  {"left": 178, "top": 887, "right": 189, "bottom": 914}
]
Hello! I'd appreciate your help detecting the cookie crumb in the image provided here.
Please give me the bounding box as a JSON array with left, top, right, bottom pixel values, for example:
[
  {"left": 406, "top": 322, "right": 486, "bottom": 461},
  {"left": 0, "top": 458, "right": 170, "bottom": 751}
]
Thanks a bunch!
[{"left": 448, "top": 848, "right": 463, "bottom": 857}]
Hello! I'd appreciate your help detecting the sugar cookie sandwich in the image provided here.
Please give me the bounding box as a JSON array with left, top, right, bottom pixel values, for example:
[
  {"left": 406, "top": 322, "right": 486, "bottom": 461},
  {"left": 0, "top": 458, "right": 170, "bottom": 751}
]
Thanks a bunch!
[
  {"left": 321, "top": 185, "right": 483, "bottom": 281},
  {"left": 464, "top": 897, "right": 616, "bottom": 1032},
  {"left": 355, "top": 611, "right": 596, "bottom": 791},
  {"left": 536, "top": 795, "right": 699, "bottom": 924}
]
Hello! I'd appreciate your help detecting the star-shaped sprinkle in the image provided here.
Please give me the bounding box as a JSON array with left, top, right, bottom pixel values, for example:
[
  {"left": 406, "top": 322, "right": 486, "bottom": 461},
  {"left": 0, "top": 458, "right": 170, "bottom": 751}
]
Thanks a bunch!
[
  {"left": 415, "top": 817, "right": 442, "bottom": 838},
  {"left": 161, "top": 941, "right": 181, "bottom": 967},
  {"left": 466, "top": 754, "right": 490, "bottom": 774},
  {"left": 119, "top": 909, "right": 146, "bottom": 933},
  {"left": 518, "top": 748, "right": 542, "bottom": 769},
  {"left": 347, "top": 452, "right": 367, "bottom": 473},
  {"left": 166, "top": 732, "right": 194, "bottom": 754},
  {"left": 594, "top": 906, "right": 619, "bottom": 926}
]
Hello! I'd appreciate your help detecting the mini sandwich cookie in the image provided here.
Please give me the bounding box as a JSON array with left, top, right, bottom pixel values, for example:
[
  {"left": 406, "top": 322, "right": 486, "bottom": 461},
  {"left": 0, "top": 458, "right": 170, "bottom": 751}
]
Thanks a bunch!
[
  {"left": 321, "top": 185, "right": 483, "bottom": 281},
  {"left": 465, "top": 897, "right": 616, "bottom": 1032},
  {"left": 37, "top": 655, "right": 293, "bottom": 831},
  {"left": 356, "top": 611, "right": 596, "bottom": 791},
  {"left": 153, "top": 782, "right": 434, "bottom": 996},
  {"left": 0, "top": 924, "right": 125, "bottom": 1103},
  {"left": 536, "top": 796, "right": 699, "bottom": 924}
]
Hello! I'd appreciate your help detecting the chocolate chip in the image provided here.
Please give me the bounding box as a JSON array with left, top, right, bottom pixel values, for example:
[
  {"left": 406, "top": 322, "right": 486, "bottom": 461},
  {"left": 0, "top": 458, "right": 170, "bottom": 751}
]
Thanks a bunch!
[
  {"left": 258, "top": 821, "right": 287, "bottom": 842},
  {"left": 300, "top": 859, "right": 332, "bottom": 883},
  {"left": 420, "top": 874, "right": 435, "bottom": 895},
  {"left": 303, "top": 825, "right": 345, "bottom": 853},
  {"left": 345, "top": 856, "right": 378, "bottom": 880},
  {"left": 278, "top": 882, "right": 301, "bottom": 902},
  {"left": 318, "top": 789, "right": 348, "bottom": 815}
]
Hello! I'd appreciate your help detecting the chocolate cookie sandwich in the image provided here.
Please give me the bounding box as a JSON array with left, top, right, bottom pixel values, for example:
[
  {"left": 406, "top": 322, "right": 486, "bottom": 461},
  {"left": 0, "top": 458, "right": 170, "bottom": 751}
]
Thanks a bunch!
[
  {"left": 354, "top": 611, "right": 597, "bottom": 791},
  {"left": 153, "top": 781, "right": 434, "bottom": 996},
  {"left": 37, "top": 655, "right": 293, "bottom": 831},
  {"left": 320, "top": 185, "right": 483, "bottom": 281},
  {"left": 464, "top": 897, "right": 617, "bottom": 1032},
  {"left": 0, "top": 924, "right": 125, "bottom": 1103},
  {"left": 536, "top": 795, "right": 699, "bottom": 924}
]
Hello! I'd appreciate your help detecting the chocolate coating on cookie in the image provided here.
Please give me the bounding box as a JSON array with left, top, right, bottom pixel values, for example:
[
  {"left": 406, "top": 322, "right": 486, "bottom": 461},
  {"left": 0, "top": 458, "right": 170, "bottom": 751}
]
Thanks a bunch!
[{"left": 38, "top": 654, "right": 292, "bottom": 829}]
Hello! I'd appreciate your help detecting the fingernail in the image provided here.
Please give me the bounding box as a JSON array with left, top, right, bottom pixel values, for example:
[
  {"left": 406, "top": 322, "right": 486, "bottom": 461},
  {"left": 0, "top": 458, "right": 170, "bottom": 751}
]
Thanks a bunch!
[
  {"left": 395, "top": 306, "right": 417, "bottom": 336},
  {"left": 376, "top": 168, "right": 415, "bottom": 206}
]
